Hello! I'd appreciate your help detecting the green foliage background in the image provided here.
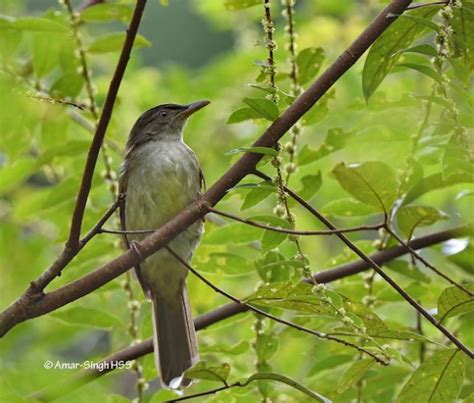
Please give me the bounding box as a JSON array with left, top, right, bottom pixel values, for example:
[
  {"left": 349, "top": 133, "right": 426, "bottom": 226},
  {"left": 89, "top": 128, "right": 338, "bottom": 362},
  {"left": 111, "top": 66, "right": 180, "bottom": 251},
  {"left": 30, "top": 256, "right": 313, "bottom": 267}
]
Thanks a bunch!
[{"left": 0, "top": 0, "right": 473, "bottom": 402}]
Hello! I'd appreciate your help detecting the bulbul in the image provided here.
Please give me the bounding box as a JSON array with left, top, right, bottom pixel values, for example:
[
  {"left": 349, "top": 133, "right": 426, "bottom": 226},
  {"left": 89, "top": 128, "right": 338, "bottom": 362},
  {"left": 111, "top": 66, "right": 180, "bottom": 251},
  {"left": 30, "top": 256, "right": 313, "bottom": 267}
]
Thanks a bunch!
[{"left": 119, "top": 100, "right": 209, "bottom": 388}]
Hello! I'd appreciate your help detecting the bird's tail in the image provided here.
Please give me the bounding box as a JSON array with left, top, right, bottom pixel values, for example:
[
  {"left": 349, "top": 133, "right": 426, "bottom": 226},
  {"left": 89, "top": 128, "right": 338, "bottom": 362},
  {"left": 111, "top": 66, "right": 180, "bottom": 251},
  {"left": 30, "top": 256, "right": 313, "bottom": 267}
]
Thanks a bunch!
[{"left": 151, "top": 284, "right": 199, "bottom": 388}]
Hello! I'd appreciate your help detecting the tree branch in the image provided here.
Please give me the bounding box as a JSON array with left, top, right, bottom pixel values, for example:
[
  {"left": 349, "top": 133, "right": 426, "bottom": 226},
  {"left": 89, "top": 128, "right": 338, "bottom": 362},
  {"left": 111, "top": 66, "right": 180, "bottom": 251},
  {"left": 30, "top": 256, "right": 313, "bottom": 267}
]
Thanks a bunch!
[
  {"left": 30, "top": 223, "right": 472, "bottom": 400},
  {"left": 255, "top": 171, "right": 473, "bottom": 358},
  {"left": 0, "top": 0, "right": 413, "bottom": 336},
  {"left": 67, "top": 0, "right": 147, "bottom": 250}
]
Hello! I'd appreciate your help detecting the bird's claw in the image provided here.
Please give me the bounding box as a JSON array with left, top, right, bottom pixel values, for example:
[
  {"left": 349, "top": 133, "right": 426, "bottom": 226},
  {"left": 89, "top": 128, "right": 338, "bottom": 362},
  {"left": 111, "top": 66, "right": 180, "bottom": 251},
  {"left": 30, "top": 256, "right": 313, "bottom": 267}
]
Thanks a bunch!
[{"left": 130, "top": 240, "right": 144, "bottom": 260}]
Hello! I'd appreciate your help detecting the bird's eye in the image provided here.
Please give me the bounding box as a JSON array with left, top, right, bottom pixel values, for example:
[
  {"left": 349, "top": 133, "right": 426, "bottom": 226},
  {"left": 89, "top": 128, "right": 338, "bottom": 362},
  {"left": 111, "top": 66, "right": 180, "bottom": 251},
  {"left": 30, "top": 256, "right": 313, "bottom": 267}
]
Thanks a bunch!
[{"left": 159, "top": 111, "right": 168, "bottom": 119}]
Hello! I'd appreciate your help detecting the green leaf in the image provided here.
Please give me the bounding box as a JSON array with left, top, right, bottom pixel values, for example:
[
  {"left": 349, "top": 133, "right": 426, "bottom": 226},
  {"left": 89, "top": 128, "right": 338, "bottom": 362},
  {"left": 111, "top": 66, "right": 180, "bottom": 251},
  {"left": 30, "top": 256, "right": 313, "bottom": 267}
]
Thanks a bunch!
[
  {"left": 88, "top": 33, "right": 151, "bottom": 53},
  {"left": 404, "top": 172, "right": 473, "bottom": 205},
  {"left": 0, "top": 158, "right": 38, "bottom": 195},
  {"left": 296, "top": 47, "right": 325, "bottom": 85},
  {"left": 224, "top": 0, "right": 262, "bottom": 10},
  {"left": 255, "top": 251, "right": 305, "bottom": 283},
  {"left": 184, "top": 361, "right": 231, "bottom": 383},
  {"left": 363, "top": 7, "right": 439, "bottom": 100},
  {"left": 50, "top": 72, "right": 84, "bottom": 98},
  {"left": 247, "top": 281, "right": 334, "bottom": 315},
  {"left": 437, "top": 285, "right": 474, "bottom": 323},
  {"left": 308, "top": 354, "right": 355, "bottom": 376},
  {"left": 226, "top": 146, "right": 278, "bottom": 157},
  {"left": 201, "top": 340, "right": 250, "bottom": 356},
  {"left": 397, "top": 349, "right": 466, "bottom": 403},
  {"left": 33, "top": 32, "right": 63, "bottom": 78},
  {"left": 332, "top": 161, "right": 399, "bottom": 212},
  {"left": 241, "top": 182, "right": 276, "bottom": 210},
  {"left": 337, "top": 359, "right": 375, "bottom": 394},
  {"left": 443, "top": 132, "right": 474, "bottom": 180},
  {"left": 80, "top": 4, "right": 133, "bottom": 22},
  {"left": 0, "top": 17, "right": 69, "bottom": 32},
  {"left": 393, "top": 13, "right": 440, "bottom": 32},
  {"left": 242, "top": 97, "right": 279, "bottom": 121},
  {"left": 196, "top": 253, "right": 255, "bottom": 275},
  {"left": 50, "top": 307, "right": 122, "bottom": 328},
  {"left": 257, "top": 215, "right": 293, "bottom": 251},
  {"left": 244, "top": 372, "right": 331, "bottom": 403},
  {"left": 451, "top": 1, "right": 474, "bottom": 64},
  {"left": 203, "top": 223, "right": 261, "bottom": 245},
  {"left": 295, "top": 173, "right": 322, "bottom": 202},
  {"left": 298, "top": 128, "right": 348, "bottom": 165},
  {"left": 321, "top": 198, "right": 379, "bottom": 217},
  {"left": 385, "top": 260, "right": 431, "bottom": 283},
  {"left": 227, "top": 107, "right": 260, "bottom": 124},
  {"left": 256, "top": 333, "right": 279, "bottom": 361},
  {"left": 397, "top": 44, "right": 438, "bottom": 57},
  {"left": 396, "top": 63, "right": 442, "bottom": 82},
  {"left": 301, "top": 91, "right": 333, "bottom": 125},
  {"left": 397, "top": 205, "right": 448, "bottom": 238}
]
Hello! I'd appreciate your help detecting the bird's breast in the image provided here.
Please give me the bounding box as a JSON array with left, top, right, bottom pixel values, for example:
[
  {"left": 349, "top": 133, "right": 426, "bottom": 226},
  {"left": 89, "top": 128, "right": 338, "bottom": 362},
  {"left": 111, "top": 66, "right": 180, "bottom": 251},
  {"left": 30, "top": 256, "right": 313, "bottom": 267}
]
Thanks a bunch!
[{"left": 123, "top": 140, "right": 201, "bottom": 232}]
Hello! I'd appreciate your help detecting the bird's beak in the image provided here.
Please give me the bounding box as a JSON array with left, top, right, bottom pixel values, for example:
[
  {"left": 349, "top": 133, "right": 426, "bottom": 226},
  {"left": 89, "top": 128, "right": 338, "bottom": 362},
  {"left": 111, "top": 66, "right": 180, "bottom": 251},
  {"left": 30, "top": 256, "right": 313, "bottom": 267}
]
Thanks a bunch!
[{"left": 179, "top": 100, "right": 210, "bottom": 118}]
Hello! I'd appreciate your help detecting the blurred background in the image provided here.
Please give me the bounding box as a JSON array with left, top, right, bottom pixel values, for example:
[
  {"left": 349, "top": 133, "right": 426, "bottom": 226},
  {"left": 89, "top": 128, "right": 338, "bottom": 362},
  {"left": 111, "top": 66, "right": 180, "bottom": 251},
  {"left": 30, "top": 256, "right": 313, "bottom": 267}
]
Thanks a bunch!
[{"left": 0, "top": 0, "right": 472, "bottom": 402}]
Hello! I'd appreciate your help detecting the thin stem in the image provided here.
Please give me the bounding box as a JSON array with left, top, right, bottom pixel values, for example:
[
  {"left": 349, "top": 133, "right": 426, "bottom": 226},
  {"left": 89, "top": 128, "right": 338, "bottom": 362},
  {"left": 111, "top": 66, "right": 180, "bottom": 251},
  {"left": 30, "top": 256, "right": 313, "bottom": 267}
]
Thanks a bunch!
[
  {"left": 0, "top": 0, "right": 418, "bottom": 338},
  {"left": 384, "top": 226, "right": 473, "bottom": 296},
  {"left": 26, "top": 224, "right": 470, "bottom": 399},
  {"left": 207, "top": 206, "right": 384, "bottom": 236},
  {"left": 67, "top": 0, "right": 147, "bottom": 249},
  {"left": 165, "top": 246, "right": 387, "bottom": 364},
  {"left": 255, "top": 170, "right": 474, "bottom": 359}
]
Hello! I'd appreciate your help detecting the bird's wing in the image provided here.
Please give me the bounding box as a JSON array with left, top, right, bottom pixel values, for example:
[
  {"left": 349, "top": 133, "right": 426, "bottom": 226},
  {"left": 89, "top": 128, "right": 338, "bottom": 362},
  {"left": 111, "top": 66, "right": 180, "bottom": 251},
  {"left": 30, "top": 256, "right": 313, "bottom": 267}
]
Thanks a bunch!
[{"left": 118, "top": 166, "right": 149, "bottom": 294}]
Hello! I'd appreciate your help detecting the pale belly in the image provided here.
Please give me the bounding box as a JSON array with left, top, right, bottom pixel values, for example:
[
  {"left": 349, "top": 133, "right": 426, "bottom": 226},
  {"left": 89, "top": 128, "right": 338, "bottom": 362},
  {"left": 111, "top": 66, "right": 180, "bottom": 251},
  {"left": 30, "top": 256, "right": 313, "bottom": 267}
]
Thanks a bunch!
[{"left": 122, "top": 140, "right": 203, "bottom": 298}]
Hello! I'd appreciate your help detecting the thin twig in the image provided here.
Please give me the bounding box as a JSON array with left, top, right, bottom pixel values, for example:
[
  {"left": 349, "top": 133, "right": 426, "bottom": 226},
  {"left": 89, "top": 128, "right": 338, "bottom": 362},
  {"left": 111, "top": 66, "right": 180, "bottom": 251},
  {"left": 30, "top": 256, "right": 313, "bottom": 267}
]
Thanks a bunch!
[
  {"left": 384, "top": 226, "right": 473, "bottom": 296},
  {"left": 0, "top": 0, "right": 416, "bottom": 338},
  {"left": 254, "top": 170, "right": 474, "bottom": 359},
  {"left": 67, "top": 0, "right": 147, "bottom": 250},
  {"left": 165, "top": 246, "right": 387, "bottom": 364},
  {"left": 27, "top": 224, "right": 471, "bottom": 399},
  {"left": 207, "top": 206, "right": 384, "bottom": 236}
]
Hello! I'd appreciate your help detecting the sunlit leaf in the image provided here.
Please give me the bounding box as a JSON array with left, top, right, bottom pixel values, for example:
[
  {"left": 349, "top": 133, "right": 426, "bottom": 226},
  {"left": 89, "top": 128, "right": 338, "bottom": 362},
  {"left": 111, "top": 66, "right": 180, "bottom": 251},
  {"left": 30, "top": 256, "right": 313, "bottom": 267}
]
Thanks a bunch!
[
  {"left": 196, "top": 252, "right": 255, "bottom": 275},
  {"left": 227, "top": 106, "right": 260, "bottom": 124},
  {"left": 363, "top": 7, "right": 439, "bottom": 100},
  {"left": 241, "top": 182, "right": 276, "bottom": 210},
  {"left": 442, "top": 132, "right": 473, "bottom": 179},
  {"left": 50, "top": 307, "right": 122, "bottom": 328},
  {"left": 201, "top": 340, "right": 250, "bottom": 355},
  {"left": 203, "top": 223, "right": 261, "bottom": 245},
  {"left": 397, "top": 205, "right": 448, "bottom": 238},
  {"left": 385, "top": 260, "right": 431, "bottom": 283},
  {"left": 337, "top": 359, "right": 375, "bottom": 394},
  {"left": 396, "top": 63, "right": 442, "bottom": 83},
  {"left": 88, "top": 33, "right": 151, "bottom": 53},
  {"left": 397, "top": 349, "right": 466, "bottom": 403},
  {"left": 243, "top": 97, "right": 279, "bottom": 121},
  {"left": 332, "top": 161, "right": 398, "bottom": 212},
  {"left": 321, "top": 198, "right": 379, "bottom": 217},
  {"left": 245, "top": 372, "right": 331, "bottom": 402},
  {"left": 396, "top": 44, "right": 437, "bottom": 57},
  {"left": 184, "top": 361, "right": 231, "bottom": 383},
  {"left": 437, "top": 285, "right": 474, "bottom": 323},
  {"left": 224, "top": 0, "right": 262, "bottom": 10},
  {"left": 296, "top": 47, "right": 325, "bottom": 85},
  {"left": 298, "top": 128, "right": 348, "bottom": 165},
  {"left": 80, "top": 4, "right": 133, "bottom": 23},
  {"left": 0, "top": 17, "right": 68, "bottom": 32},
  {"left": 256, "top": 333, "right": 279, "bottom": 361}
]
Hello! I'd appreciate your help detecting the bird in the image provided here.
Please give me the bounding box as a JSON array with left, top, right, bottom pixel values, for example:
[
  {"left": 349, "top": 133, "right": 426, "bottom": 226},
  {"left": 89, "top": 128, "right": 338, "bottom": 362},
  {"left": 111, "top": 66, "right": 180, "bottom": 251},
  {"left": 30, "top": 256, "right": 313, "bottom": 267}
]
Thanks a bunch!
[{"left": 119, "top": 100, "right": 210, "bottom": 388}]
